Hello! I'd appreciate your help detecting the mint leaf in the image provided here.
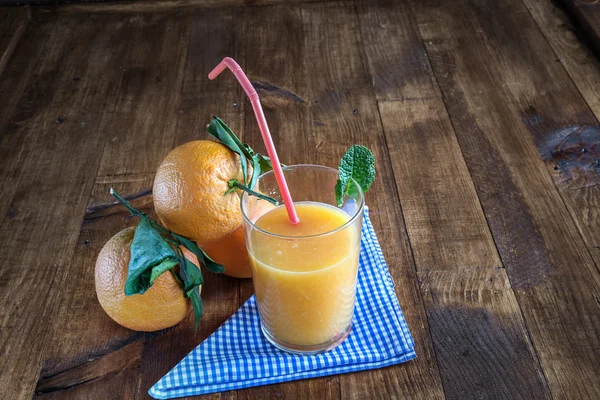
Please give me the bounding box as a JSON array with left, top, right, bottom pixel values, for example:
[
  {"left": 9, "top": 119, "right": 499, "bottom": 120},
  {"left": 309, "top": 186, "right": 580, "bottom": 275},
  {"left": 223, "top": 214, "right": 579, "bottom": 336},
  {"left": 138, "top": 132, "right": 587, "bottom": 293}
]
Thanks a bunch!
[{"left": 335, "top": 145, "right": 376, "bottom": 206}]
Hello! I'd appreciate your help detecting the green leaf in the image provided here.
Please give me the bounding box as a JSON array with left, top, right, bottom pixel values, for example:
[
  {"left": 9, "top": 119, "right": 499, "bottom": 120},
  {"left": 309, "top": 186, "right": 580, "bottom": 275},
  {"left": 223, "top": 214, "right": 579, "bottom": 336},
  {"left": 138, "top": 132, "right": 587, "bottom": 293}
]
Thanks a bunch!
[
  {"left": 255, "top": 153, "right": 274, "bottom": 172},
  {"left": 171, "top": 232, "right": 226, "bottom": 274},
  {"left": 345, "top": 180, "right": 360, "bottom": 198},
  {"left": 248, "top": 153, "right": 274, "bottom": 190},
  {"left": 248, "top": 156, "right": 263, "bottom": 191},
  {"left": 182, "top": 257, "right": 203, "bottom": 293},
  {"left": 150, "top": 258, "right": 179, "bottom": 283},
  {"left": 334, "top": 179, "right": 345, "bottom": 208},
  {"left": 207, "top": 117, "right": 251, "bottom": 184},
  {"left": 335, "top": 145, "right": 376, "bottom": 207},
  {"left": 216, "top": 117, "right": 254, "bottom": 159},
  {"left": 125, "top": 216, "right": 179, "bottom": 295},
  {"left": 188, "top": 287, "right": 204, "bottom": 333},
  {"left": 177, "top": 248, "right": 204, "bottom": 332}
]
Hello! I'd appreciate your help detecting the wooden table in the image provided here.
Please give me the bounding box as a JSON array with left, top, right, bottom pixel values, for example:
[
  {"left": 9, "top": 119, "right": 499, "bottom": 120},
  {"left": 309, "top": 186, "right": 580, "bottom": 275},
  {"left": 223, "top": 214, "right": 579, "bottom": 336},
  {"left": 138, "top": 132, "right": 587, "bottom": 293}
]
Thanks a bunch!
[{"left": 2, "top": 0, "right": 600, "bottom": 398}]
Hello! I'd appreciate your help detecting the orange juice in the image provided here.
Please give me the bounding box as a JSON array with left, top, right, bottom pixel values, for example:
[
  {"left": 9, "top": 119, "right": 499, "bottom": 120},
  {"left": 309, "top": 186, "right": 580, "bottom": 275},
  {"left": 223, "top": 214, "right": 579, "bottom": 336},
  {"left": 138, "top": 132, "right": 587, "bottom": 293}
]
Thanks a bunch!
[{"left": 249, "top": 202, "right": 360, "bottom": 347}]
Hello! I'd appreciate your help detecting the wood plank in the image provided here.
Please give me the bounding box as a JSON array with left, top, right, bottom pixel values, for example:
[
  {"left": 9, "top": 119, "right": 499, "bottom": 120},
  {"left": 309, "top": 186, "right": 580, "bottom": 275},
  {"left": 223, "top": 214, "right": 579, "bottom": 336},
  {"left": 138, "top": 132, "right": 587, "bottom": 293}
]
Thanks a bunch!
[
  {"left": 559, "top": 0, "right": 600, "bottom": 55},
  {"left": 171, "top": 7, "right": 246, "bottom": 146},
  {"left": 0, "top": 7, "right": 29, "bottom": 76},
  {"left": 29, "top": 13, "right": 153, "bottom": 400},
  {"left": 237, "top": 5, "right": 336, "bottom": 398},
  {"left": 37, "top": 0, "right": 337, "bottom": 14},
  {"left": 378, "top": 99, "right": 550, "bottom": 398},
  {"left": 522, "top": 0, "right": 600, "bottom": 118},
  {"left": 0, "top": 11, "right": 56, "bottom": 220},
  {"left": 419, "top": 269, "right": 549, "bottom": 399},
  {"left": 408, "top": 0, "right": 600, "bottom": 397},
  {"left": 36, "top": 340, "right": 143, "bottom": 398},
  {"left": 0, "top": 11, "right": 130, "bottom": 400},
  {"left": 300, "top": 3, "right": 445, "bottom": 399},
  {"left": 380, "top": 101, "right": 499, "bottom": 269},
  {"left": 521, "top": 0, "right": 600, "bottom": 279},
  {"left": 355, "top": 0, "right": 438, "bottom": 102},
  {"left": 89, "top": 12, "right": 191, "bottom": 208}
]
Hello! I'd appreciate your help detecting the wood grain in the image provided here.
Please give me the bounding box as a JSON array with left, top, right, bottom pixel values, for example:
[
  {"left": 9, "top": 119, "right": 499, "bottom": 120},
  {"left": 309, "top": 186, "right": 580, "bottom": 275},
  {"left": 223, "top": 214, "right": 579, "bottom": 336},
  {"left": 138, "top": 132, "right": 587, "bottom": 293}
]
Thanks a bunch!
[
  {"left": 301, "top": 3, "right": 445, "bottom": 399},
  {"left": 378, "top": 99, "right": 550, "bottom": 399},
  {"left": 30, "top": 13, "right": 169, "bottom": 400},
  {"left": 89, "top": 11, "right": 191, "bottom": 208},
  {"left": 559, "top": 0, "right": 600, "bottom": 55},
  {"left": 355, "top": 0, "right": 439, "bottom": 102},
  {"left": 419, "top": 268, "right": 549, "bottom": 399},
  {"left": 523, "top": 0, "right": 600, "bottom": 118},
  {"left": 36, "top": 340, "right": 143, "bottom": 397},
  {"left": 0, "top": 11, "right": 56, "bottom": 220},
  {"left": 521, "top": 0, "right": 600, "bottom": 280},
  {"left": 409, "top": 0, "right": 600, "bottom": 397},
  {"left": 380, "top": 99, "right": 499, "bottom": 270},
  {"left": 0, "top": 7, "right": 29, "bottom": 76},
  {"left": 171, "top": 7, "right": 246, "bottom": 147},
  {"left": 37, "top": 0, "right": 338, "bottom": 14},
  {"left": 0, "top": 11, "right": 130, "bottom": 400}
]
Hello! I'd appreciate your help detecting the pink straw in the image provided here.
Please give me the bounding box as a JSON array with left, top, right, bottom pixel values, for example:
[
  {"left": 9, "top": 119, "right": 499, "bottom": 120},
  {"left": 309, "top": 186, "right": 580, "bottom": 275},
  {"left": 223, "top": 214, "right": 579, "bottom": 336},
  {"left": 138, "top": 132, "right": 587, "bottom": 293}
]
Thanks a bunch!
[{"left": 209, "top": 57, "right": 300, "bottom": 225}]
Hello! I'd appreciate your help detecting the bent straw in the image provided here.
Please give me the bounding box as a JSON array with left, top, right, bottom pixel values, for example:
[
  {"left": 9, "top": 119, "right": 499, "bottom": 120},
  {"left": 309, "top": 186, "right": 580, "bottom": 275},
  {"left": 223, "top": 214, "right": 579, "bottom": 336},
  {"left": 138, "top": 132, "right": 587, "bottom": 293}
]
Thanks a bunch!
[{"left": 209, "top": 57, "right": 300, "bottom": 224}]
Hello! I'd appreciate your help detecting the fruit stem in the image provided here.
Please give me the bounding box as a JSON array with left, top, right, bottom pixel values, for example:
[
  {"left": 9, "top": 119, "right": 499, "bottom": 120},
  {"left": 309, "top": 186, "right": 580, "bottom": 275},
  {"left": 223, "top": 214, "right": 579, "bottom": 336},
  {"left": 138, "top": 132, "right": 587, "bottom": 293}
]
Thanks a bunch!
[
  {"left": 226, "top": 179, "right": 279, "bottom": 206},
  {"left": 110, "top": 188, "right": 146, "bottom": 218}
]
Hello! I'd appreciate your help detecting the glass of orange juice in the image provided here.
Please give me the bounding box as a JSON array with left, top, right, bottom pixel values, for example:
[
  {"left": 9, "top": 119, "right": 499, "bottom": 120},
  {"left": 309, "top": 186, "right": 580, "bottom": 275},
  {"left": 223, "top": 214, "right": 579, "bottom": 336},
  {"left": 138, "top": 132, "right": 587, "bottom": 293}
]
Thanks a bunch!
[{"left": 240, "top": 164, "right": 364, "bottom": 354}]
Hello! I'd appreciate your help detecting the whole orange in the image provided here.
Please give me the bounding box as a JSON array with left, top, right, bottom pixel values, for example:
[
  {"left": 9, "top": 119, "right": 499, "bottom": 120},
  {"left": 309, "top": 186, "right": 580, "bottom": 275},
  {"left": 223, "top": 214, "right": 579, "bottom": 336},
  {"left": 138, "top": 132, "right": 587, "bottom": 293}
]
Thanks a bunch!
[
  {"left": 95, "top": 227, "right": 200, "bottom": 332},
  {"left": 153, "top": 140, "right": 251, "bottom": 278}
]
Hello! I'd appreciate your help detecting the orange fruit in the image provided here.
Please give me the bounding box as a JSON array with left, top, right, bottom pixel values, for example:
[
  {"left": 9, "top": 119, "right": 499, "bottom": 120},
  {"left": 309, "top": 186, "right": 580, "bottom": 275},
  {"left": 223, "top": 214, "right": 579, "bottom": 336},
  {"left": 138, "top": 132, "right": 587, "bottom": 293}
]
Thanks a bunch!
[
  {"left": 95, "top": 227, "right": 200, "bottom": 332},
  {"left": 153, "top": 140, "right": 251, "bottom": 278}
]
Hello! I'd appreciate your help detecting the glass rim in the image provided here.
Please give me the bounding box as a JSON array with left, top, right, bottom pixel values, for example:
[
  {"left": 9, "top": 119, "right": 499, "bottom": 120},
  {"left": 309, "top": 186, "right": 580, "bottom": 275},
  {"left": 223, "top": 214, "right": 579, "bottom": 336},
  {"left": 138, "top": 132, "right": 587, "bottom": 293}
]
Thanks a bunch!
[{"left": 240, "top": 164, "right": 365, "bottom": 239}]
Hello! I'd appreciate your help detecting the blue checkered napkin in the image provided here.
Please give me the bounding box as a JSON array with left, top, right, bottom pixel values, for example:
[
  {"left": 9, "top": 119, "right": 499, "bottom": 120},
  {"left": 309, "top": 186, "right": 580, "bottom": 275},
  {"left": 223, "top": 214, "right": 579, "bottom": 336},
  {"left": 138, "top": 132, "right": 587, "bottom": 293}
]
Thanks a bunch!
[{"left": 149, "top": 209, "right": 416, "bottom": 399}]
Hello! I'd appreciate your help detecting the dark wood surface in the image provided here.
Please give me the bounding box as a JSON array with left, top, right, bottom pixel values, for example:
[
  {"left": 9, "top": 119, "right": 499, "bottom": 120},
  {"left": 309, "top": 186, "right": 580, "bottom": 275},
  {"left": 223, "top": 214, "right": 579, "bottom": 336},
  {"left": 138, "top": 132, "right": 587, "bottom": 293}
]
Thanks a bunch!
[
  {"left": 1, "top": 0, "right": 599, "bottom": 399},
  {"left": 560, "top": 0, "right": 600, "bottom": 55}
]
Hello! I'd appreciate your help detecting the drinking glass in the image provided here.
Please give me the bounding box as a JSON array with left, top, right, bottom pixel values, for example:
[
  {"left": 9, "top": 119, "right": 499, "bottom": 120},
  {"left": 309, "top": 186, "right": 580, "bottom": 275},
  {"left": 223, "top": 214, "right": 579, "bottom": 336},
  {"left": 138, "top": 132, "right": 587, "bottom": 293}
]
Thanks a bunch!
[{"left": 241, "top": 164, "right": 364, "bottom": 354}]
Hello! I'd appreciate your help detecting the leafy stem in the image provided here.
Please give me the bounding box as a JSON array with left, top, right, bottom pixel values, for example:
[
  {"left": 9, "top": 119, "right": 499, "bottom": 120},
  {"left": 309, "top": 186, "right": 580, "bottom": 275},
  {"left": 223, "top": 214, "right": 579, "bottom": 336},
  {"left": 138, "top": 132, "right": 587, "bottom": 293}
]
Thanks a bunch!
[
  {"left": 110, "top": 188, "right": 224, "bottom": 333},
  {"left": 207, "top": 116, "right": 281, "bottom": 203},
  {"left": 226, "top": 179, "right": 279, "bottom": 206}
]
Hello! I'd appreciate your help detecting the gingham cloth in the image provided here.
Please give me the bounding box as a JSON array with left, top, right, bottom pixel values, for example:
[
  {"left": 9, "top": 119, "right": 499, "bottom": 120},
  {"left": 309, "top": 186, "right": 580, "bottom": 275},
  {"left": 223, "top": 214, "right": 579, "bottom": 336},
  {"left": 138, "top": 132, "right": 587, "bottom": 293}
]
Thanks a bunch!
[{"left": 149, "top": 209, "right": 416, "bottom": 399}]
